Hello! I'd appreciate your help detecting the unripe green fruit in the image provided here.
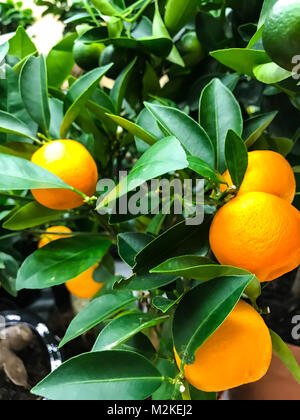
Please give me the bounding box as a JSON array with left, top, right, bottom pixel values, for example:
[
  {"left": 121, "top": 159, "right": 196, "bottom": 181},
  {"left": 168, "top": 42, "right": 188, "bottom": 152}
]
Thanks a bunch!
[{"left": 73, "top": 42, "right": 105, "bottom": 71}]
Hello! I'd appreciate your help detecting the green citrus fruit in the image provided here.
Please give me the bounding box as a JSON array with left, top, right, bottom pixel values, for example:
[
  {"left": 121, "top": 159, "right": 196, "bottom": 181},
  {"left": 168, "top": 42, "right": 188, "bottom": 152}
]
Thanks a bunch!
[
  {"left": 262, "top": 0, "right": 300, "bottom": 71},
  {"left": 178, "top": 31, "right": 204, "bottom": 67},
  {"left": 73, "top": 42, "right": 105, "bottom": 71},
  {"left": 99, "top": 45, "right": 134, "bottom": 79}
]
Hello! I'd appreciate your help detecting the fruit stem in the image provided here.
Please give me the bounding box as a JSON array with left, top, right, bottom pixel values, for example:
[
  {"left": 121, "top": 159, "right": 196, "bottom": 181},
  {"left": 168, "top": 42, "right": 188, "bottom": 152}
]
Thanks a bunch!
[
  {"left": 181, "top": 380, "right": 191, "bottom": 400},
  {"left": 37, "top": 133, "right": 52, "bottom": 144}
]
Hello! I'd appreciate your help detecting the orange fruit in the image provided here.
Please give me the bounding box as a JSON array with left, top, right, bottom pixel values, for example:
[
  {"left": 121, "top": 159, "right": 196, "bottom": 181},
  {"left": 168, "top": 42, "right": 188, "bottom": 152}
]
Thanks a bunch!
[
  {"left": 209, "top": 192, "right": 300, "bottom": 282},
  {"left": 38, "top": 226, "right": 72, "bottom": 248},
  {"left": 174, "top": 300, "right": 272, "bottom": 392},
  {"left": 39, "top": 226, "right": 103, "bottom": 299},
  {"left": 65, "top": 264, "right": 103, "bottom": 299},
  {"left": 31, "top": 140, "right": 98, "bottom": 210},
  {"left": 221, "top": 151, "right": 296, "bottom": 203}
]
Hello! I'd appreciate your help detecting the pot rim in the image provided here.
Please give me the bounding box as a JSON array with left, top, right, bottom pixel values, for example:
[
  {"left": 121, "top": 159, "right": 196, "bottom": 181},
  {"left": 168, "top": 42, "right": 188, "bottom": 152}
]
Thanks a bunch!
[{"left": 0, "top": 309, "right": 63, "bottom": 373}]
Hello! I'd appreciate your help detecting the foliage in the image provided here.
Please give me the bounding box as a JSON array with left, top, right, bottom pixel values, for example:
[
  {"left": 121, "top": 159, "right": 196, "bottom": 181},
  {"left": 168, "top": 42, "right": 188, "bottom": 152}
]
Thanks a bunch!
[
  {"left": 0, "top": 0, "right": 299, "bottom": 400},
  {"left": 0, "top": 0, "right": 34, "bottom": 33}
]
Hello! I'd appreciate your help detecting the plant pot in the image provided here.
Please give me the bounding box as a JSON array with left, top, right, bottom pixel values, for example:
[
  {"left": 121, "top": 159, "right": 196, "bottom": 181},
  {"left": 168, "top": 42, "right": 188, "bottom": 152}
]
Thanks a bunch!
[
  {"left": 0, "top": 310, "right": 63, "bottom": 400},
  {"left": 228, "top": 344, "right": 300, "bottom": 400}
]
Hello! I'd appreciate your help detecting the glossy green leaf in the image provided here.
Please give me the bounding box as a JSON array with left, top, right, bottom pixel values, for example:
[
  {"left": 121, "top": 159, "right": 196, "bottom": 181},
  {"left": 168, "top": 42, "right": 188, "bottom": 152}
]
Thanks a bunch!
[
  {"left": 116, "top": 333, "right": 156, "bottom": 360},
  {"left": 173, "top": 275, "right": 254, "bottom": 365},
  {"left": 8, "top": 26, "right": 37, "bottom": 60},
  {"left": 253, "top": 134, "right": 294, "bottom": 156},
  {"left": 152, "top": 359, "right": 179, "bottom": 400},
  {"left": 97, "top": 136, "right": 188, "bottom": 211},
  {"left": 211, "top": 49, "right": 271, "bottom": 77},
  {"left": 187, "top": 156, "right": 227, "bottom": 185},
  {"left": 153, "top": 1, "right": 185, "bottom": 67},
  {"left": 47, "top": 33, "right": 77, "bottom": 88},
  {"left": 3, "top": 202, "right": 64, "bottom": 231},
  {"left": 0, "top": 142, "right": 37, "bottom": 160},
  {"left": 60, "top": 65, "right": 112, "bottom": 138},
  {"left": 258, "top": 0, "right": 278, "bottom": 28},
  {"left": 165, "top": 0, "right": 199, "bottom": 35},
  {"left": 60, "top": 291, "right": 136, "bottom": 347},
  {"left": 225, "top": 130, "right": 248, "bottom": 189},
  {"left": 152, "top": 296, "right": 178, "bottom": 313},
  {"left": 110, "top": 58, "right": 137, "bottom": 113},
  {"left": 93, "top": 313, "right": 168, "bottom": 351},
  {"left": 134, "top": 219, "right": 211, "bottom": 273},
  {"left": 117, "top": 232, "right": 153, "bottom": 267},
  {"left": 199, "top": 78, "right": 243, "bottom": 172},
  {"left": 0, "top": 252, "right": 18, "bottom": 297},
  {"left": 145, "top": 103, "right": 214, "bottom": 167},
  {"left": 253, "top": 63, "right": 292, "bottom": 84},
  {"left": 16, "top": 237, "right": 111, "bottom": 290},
  {"left": 114, "top": 272, "right": 178, "bottom": 291},
  {"left": 106, "top": 114, "right": 157, "bottom": 146},
  {"left": 32, "top": 350, "right": 163, "bottom": 400},
  {"left": 90, "top": 0, "right": 122, "bottom": 16},
  {"left": 0, "top": 111, "right": 37, "bottom": 142},
  {"left": 20, "top": 56, "right": 50, "bottom": 134},
  {"left": 270, "top": 330, "right": 300, "bottom": 384},
  {"left": 0, "top": 154, "right": 71, "bottom": 191},
  {"left": 151, "top": 255, "right": 250, "bottom": 281},
  {"left": 244, "top": 111, "right": 278, "bottom": 148}
]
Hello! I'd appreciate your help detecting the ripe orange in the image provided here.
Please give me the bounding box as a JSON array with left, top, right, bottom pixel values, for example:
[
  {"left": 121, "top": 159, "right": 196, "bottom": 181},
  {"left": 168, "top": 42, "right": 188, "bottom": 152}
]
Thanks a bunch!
[
  {"left": 65, "top": 265, "right": 103, "bottom": 299},
  {"left": 209, "top": 192, "right": 300, "bottom": 282},
  {"left": 174, "top": 300, "right": 272, "bottom": 392},
  {"left": 38, "top": 226, "right": 72, "bottom": 248},
  {"left": 221, "top": 151, "right": 296, "bottom": 203},
  {"left": 38, "top": 226, "right": 103, "bottom": 299},
  {"left": 31, "top": 140, "right": 98, "bottom": 210}
]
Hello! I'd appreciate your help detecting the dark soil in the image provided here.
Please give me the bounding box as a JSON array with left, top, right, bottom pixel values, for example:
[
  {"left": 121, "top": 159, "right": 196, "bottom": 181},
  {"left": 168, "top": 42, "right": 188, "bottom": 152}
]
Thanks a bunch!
[{"left": 0, "top": 330, "right": 51, "bottom": 401}]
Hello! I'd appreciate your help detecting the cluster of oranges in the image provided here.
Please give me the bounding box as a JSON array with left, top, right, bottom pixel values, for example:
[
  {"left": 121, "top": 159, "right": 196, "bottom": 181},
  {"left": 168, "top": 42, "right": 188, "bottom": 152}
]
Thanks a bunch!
[
  {"left": 176, "top": 150, "right": 300, "bottom": 392},
  {"left": 30, "top": 140, "right": 299, "bottom": 393}
]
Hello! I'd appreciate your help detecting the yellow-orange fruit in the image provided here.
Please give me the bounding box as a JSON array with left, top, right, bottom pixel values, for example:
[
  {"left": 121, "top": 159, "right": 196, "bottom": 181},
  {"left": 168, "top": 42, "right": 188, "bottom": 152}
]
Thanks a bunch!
[
  {"left": 38, "top": 226, "right": 72, "bottom": 248},
  {"left": 31, "top": 140, "right": 98, "bottom": 210},
  {"left": 38, "top": 226, "right": 103, "bottom": 299},
  {"left": 221, "top": 150, "right": 296, "bottom": 203},
  {"left": 174, "top": 300, "right": 272, "bottom": 392},
  {"left": 209, "top": 192, "right": 300, "bottom": 282},
  {"left": 65, "top": 265, "right": 103, "bottom": 299}
]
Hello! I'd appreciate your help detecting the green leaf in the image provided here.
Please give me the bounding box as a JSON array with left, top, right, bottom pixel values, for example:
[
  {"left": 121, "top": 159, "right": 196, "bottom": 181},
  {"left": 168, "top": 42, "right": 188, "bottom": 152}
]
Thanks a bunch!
[
  {"left": 187, "top": 156, "right": 227, "bottom": 185},
  {"left": 20, "top": 56, "right": 50, "bottom": 134},
  {"left": 8, "top": 26, "right": 37, "bottom": 60},
  {"left": 153, "top": 1, "right": 185, "bottom": 67},
  {"left": 145, "top": 103, "right": 215, "bottom": 168},
  {"left": 60, "top": 291, "right": 136, "bottom": 347},
  {"left": 199, "top": 78, "right": 243, "bottom": 172},
  {"left": 117, "top": 232, "right": 153, "bottom": 267},
  {"left": 32, "top": 350, "right": 163, "bottom": 400},
  {"left": 0, "top": 154, "right": 71, "bottom": 191},
  {"left": 210, "top": 49, "right": 271, "bottom": 78},
  {"left": 151, "top": 255, "right": 251, "bottom": 281},
  {"left": 252, "top": 134, "right": 294, "bottom": 157},
  {"left": 225, "top": 130, "right": 248, "bottom": 190},
  {"left": 270, "top": 330, "right": 300, "bottom": 385},
  {"left": 114, "top": 272, "right": 178, "bottom": 291},
  {"left": 3, "top": 202, "right": 64, "bottom": 231},
  {"left": 16, "top": 237, "right": 111, "bottom": 290},
  {"left": 165, "top": 0, "right": 199, "bottom": 35},
  {"left": 244, "top": 111, "right": 278, "bottom": 148},
  {"left": 106, "top": 114, "right": 157, "bottom": 146},
  {"left": 253, "top": 62, "right": 292, "bottom": 84},
  {"left": 152, "top": 296, "right": 178, "bottom": 313},
  {"left": 47, "top": 33, "right": 77, "bottom": 88},
  {"left": 116, "top": 333, "right": 156, "bottom": 360},
  {"left": 60, "top": 65, "right": 112, "bottom": 138},
  {"left": 0, "top": 252, "right": 18, "bottom": 297},
  {"left": 90, "top": 0, "right": 122, "bottom": 16},
  {"left": 134, "top": 219, "right": 211, "bottom": 273},
  {"left": 0, "top": 142, "right": 37, "bottom": 160},
  {"left": 97, "top": 136, "right": 188, "bottom": 211},
  {"left": 258, "top": 0, "right": 278, "bottom": 28},
  {"left": 0, "top": 111, "right": 37, "bottom": 142},
  {"left": 110, "top": 58, "right": 137, "bottom": 114},
  {"left": 152, "top": 359, "right": 179, "bottom": 400},
  {"left": 93, "top": 313, "right": 168, "bottom": 351},
  {"left": 173, "top": 275, "right": 254, "bottom": 365}
]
